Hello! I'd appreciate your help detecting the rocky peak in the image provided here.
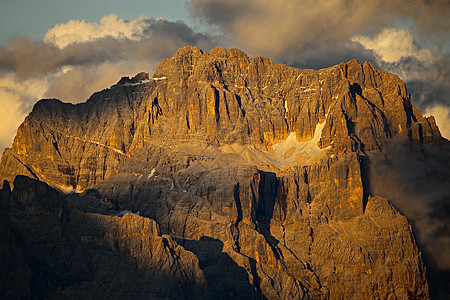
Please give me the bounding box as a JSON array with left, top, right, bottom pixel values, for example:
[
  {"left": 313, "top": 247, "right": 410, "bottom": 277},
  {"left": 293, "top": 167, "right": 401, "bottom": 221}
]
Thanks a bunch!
[
  {"left": 113, "top": 71, "right": 151, "bottom": 87},
  {"left": 1, "top": 46, "right": 446, "bottom": 298},
  {"left": 0, "top": 47, "right": 444, "bottom": 191}
]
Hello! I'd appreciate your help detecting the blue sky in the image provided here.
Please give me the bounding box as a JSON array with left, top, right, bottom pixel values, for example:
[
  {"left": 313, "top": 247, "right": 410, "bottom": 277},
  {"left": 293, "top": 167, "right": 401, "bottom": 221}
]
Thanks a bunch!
[{"left": 0, "top": 0, "right": 449, "bottom": 150}]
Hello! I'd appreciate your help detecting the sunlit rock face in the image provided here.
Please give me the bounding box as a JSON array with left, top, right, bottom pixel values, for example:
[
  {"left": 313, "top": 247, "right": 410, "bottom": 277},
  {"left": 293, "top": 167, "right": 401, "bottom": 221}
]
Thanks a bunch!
[
  {"left": 1, "top": 46, "right": 447, "bottom": 298},
  {"left": 0, "top": 46, "right": 441, "bottom": 191}
]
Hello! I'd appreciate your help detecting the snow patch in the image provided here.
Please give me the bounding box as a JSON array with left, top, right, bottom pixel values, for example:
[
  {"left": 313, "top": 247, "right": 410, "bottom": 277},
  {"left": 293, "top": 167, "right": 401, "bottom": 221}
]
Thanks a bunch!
[
  {"left": 147, "top": 168, "right": 156, "bottom": 179},
  {"left": 122, "top": 79, "right": 152, "bottom": 87},
  {"left": 66, "top": 135, "right": 125, "bottom": 155},
  {"left": 56, "top": 184, "right": 81, "bottom": 194},
  {"left": 270, "top": 117, "right": 329, "bottom": 167},
  {"left": 120, "top": 77, "right": 166, "bottom": 87},
  {"left": 222, "top": 116, "right": 330, "bottom": 169},
  {"left": 301, "top": 87, "right": 317, "bottom": 92}
]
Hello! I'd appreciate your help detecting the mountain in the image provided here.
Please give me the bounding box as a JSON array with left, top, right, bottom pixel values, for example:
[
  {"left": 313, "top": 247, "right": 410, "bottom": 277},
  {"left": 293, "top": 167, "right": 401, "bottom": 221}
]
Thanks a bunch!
[{"left": 1, "top": 46, "right": 448, "bottom": 299}]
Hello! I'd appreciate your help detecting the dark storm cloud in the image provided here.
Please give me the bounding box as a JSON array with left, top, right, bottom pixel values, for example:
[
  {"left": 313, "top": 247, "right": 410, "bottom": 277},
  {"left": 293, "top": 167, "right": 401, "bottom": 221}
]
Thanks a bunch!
[
  {"left": 188, "top": 0, "right": 450, "bottom": 61},
  {"left": 0, "top": 37, "right": 122, "bottom": 78},
  {"left": 370, "top": 138, "right": 450, "bottom": 272},
  {"left": 280, "top": 40, "right": 379, "bottom": 70},
  {"left": 385, "top": 54, "right": 450, "bottom": 108}
]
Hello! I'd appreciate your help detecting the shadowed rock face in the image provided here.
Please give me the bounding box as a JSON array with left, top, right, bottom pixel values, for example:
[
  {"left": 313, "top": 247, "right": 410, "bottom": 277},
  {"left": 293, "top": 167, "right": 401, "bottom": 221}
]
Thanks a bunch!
[
  {"left": 1, "top": 46, "right": 447, "bottom": 299},
  {"left": 0, "top": 176, "right": 209, "bottom": 299}
]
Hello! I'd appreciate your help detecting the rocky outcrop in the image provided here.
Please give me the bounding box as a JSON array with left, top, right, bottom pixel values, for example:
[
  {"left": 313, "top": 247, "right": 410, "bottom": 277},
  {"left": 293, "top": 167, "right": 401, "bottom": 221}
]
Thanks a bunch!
[
  {"left": 1, "top": 46, "right": 446, "bottom": 298},
  {"left": 0, "top": 47, "right": 442, "bottom": 191},
  {"left": 91, "top": 142, "right": 428, "bottom": 299},
  {"left": 0, "top": 176, "right": 208, "bottom": 299}
]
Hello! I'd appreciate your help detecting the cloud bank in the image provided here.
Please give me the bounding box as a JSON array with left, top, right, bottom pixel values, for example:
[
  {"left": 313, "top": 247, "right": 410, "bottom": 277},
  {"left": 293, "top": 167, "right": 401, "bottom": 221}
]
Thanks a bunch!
[
  {"left": 369, "top": 138, "right": 450, "bottom": 274},
  {"left": 0, "top": 14, "right": 217, "bottom": 150},
  {"left": 189, "top": 0, "right": 449, "bottom": 62},
  {"left": 352, "top": 28, "right": 433, "bottom": 64}
]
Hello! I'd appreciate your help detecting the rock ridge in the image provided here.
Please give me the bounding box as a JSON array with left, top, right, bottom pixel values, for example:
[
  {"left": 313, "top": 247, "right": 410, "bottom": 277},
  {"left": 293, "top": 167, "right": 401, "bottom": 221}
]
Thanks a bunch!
[
  {"left": 0, "top": 46, "right": 443, "bottom": 191},
  {"left": 0, "top": 46, "right": 446, "bottom": 298}
]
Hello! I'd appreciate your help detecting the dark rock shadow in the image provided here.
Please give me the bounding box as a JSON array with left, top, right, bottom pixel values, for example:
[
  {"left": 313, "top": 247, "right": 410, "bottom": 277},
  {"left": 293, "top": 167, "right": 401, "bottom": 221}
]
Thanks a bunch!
[
  {"left": 65, "top": 188, "right": 112, "bottom": 214},
  {"left": 358, "top": 154, "right": 370, "bottom": 213},
  {"left": 251, "top": 171, "right": 284, "bottom": 261},
  {"left": 0, "top": 176, "right": 210, "bottom": 299},
  {"left": 252, "top": 170, "right": 278, "bottom": 231},
  {"left": 174, "top": 236, "right": 261, "bottom": 299}
]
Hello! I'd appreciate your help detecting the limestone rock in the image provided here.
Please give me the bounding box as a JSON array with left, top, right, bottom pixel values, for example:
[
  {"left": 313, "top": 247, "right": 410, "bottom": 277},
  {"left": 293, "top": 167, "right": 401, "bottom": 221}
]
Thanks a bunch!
[
  {"left": 0, "top": 47, "right": 442, "bottom": 191},
  {"left": 0, "top": 176, "right": 208, "bottom": 299},
  {"left": 1, "top": 46, "right": 446, "bottom": 299},
  {"left": 92, "top": 145, "right": 428, "bottom": 298}
]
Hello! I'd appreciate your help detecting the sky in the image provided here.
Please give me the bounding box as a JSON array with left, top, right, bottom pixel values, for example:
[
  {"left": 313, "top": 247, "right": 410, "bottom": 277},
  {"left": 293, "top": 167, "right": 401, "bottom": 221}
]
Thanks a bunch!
[{"left": 0, "top": 0, "right": 449, "bottom": 151}]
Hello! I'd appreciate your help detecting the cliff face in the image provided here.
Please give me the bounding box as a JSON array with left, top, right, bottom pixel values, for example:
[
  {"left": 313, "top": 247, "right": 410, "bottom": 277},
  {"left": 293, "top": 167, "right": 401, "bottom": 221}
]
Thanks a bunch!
[
  {"left": 0, "top": 176, "right": 208, "bottom": 299},
  {"left": 0, "top": 46, "right": 441, "bottom": 191},
  {"left": 92, "top": 144, "right": 428, "bottom": 298},
  {"left": 1, "top": 46, "right": 447, "bottom": 299}
]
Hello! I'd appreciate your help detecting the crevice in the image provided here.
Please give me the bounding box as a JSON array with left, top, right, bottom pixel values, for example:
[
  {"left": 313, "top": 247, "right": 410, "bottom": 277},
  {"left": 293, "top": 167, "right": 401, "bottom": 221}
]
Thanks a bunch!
[
  {"left": 232, "top": 183, "right": 242, "bottom": 252},
  {"left": 12, "top": 155, "right": 39, "bottom": 180},
  {"left": 358, "top": 154, "right": 370, "bottom": 213},
  {"left": 235, "top": 94, "right": 246, "bottom": 118},
  {"left": 52, "top": 141, "right": 63, "bottom": 159},
  {"left": 213, "top": 87, "right": 220, "bottom": 124},
  {"left": 307, "top": 204, "right": 313, "bottom": 258},
  {"left": 186, "top": 111, "right": 190, "bottom": 130},
  {"left": 249, "top": 257, "right": 265, "bottom": 299}
]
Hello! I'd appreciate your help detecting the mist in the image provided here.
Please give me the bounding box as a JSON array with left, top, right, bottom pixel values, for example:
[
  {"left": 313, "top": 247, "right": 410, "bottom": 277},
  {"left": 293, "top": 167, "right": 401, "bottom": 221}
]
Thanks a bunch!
[{"left": 369, "top": 137, "right": 450, "bottom": 296}]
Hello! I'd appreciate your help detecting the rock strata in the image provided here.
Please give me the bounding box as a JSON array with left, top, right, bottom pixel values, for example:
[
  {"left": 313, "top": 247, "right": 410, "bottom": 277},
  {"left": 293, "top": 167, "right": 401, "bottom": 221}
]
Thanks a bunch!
[
  {"left": 0, "top": 176, "right": 208, "bottom": 299},
  {"left": 93, "top": 144, "right": 428, "bottom": 298},
  {"left": 0, "top": 46, "right": 441, "bottom": 191},
  {"left": 0, "top": 46, "right": 445, "bottom": 299}
]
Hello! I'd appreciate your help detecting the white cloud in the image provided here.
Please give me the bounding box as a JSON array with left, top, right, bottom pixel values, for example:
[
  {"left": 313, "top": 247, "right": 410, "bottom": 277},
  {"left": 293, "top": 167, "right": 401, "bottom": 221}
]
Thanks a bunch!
[
  {"left": 44, "top": 14, "right": 149, "bottom": 48},
  {"left": 0, "top": 74, "right": 50, "bottom": 150},
  {"left": 0, "top": 73, "right": 49, "bottom": 100},
  {"left": 0, "top": 13, "right": 217, "bottom": 151},
  {"left": 0, "top": 88, "right": 27, "bottom": 151},
  {"left": 352, "top": 28, "right": 433, "bottom": 64},
  {"left": 424, "top": 104, "right": 450, "bottom": 140}
]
